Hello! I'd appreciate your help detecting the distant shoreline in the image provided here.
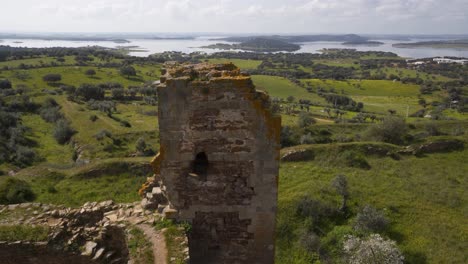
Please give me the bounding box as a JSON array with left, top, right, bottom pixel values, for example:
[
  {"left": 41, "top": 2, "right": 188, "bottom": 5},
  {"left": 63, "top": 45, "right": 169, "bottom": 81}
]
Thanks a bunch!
[{"left": 393, "top": 40, "right": 468, "bottom": 50}]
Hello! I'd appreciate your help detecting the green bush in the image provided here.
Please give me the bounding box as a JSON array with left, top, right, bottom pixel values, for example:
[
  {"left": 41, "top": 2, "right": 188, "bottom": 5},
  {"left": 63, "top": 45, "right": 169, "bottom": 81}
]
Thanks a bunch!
[
  {"left": 364, "top": 116, "right": 408, "bottom": 144},
  {"left": 354, "top": 205, "right": 389, "bottom": 233},
  {"left": 0, "top": 79, "right": 12, "bottom": 89},
  {"left": 339, "top": 151, "right": 371, "bottom": 169},
  {"left": 42, "top": 73, "right": 62, "bottom": 83},
  {"left": 53, "top": 119, "right": 76, "bottom": 144},
  {"left": 85, "top": 69, "right": 96, "bottom": 76},
  {"left": 0, "top": 177, "right": 35, "bottom": 204},
  {"left": 298, "top": 112, "right": 316, "bottom": 128},
  {"left": 14, "top": 146, "right": 36, "bottom": 167}
]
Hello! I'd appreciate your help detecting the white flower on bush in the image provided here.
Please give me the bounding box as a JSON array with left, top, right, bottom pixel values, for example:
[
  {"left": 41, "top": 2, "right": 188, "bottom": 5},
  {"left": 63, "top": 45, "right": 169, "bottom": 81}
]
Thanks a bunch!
[{"left": 343, "top": 234, "right": 404, "bottom": 264}]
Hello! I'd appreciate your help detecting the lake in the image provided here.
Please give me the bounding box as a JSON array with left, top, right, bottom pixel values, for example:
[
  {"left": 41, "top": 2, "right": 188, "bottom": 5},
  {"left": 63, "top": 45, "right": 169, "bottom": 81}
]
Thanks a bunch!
[{"left": 1, "top": 37, "right": 468, "bottom": 59}]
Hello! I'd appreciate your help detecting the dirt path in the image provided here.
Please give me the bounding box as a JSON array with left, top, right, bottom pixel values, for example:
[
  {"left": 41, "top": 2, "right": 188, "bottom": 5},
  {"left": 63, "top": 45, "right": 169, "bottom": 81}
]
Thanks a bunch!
[{"left": 137, "top": 223, "right": 167, "bottom": 264}]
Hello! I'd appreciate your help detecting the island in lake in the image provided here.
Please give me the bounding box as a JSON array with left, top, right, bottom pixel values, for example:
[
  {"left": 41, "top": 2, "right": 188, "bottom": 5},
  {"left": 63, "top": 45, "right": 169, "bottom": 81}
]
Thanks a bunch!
[
  {"left": 201, "top": 38, "right": 301, "bottom": 52},
  {"left": 393, "top": 40, "right": 468, "bottom": 50},
  {"left": 342, "top": 40, "right": 384, "bottom": 46},
  {"left": 211, "top": 34, "right": 368, "bottom": 43}
]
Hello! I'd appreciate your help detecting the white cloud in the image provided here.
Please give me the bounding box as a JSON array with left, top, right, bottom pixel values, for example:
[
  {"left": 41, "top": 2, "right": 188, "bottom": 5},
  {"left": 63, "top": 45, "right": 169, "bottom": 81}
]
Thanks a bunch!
[{"left": 0, "top": 0, "right": 466, "bottom": 34}]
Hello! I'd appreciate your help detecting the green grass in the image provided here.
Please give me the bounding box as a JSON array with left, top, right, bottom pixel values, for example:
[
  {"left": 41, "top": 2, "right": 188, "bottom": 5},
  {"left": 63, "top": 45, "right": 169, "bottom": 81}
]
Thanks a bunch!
[
  {"left": 251, "top": 75, "right": 325, "bottom": 104},
  {"left": 0, "top": 56, "right": 76, "bottom": 68},
  {"left": 12, "top": 159, "right": 151, "bottom": 207},
  {"left": 301, "top": 79, "right": 427, "bottom": 115},
  {"left": 371, "top": 67, "right": 452, "bottom": 82},
  {"left": 22, "top": 112, "right": 74, "bottom": 165},
  {"left": 303, "top": 79, "right": 420, "bottom": 97},
  {"left": 276, "top": 144, "right": 468, "bottom": 264},
  {"left": 0, "top": 225, "right": 49, "bottom": 242},
  {"left": 128, "top": 227, "right": 154, "bottom": 264},
  {"left": 314, "top": 59, "right": 359, "bottom": 68},
  {"left": 207, "top": 58, "right": 262, "bottom": 70},
  {"left": 164, "top": 225, "right": 188, "bottom": 264}
]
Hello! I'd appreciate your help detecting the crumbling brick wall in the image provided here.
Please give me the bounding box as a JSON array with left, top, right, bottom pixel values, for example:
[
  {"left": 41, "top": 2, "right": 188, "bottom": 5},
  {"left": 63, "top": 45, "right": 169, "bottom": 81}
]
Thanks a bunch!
[{"left": 154, "top": 63, "right": 280, "bottom": 263}]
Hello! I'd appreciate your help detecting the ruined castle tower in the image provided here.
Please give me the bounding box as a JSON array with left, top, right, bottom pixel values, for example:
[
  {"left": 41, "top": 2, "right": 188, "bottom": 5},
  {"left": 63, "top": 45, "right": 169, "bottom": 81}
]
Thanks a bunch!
[{"left": 152, "top": 63, "right": 280, "bottom": 263}]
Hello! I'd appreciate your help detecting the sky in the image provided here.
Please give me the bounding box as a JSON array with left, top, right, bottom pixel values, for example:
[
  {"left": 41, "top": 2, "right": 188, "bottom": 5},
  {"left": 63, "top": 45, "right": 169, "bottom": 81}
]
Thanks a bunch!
[{"left": 1, "top": 0, "right": 467, "bottom": 34}]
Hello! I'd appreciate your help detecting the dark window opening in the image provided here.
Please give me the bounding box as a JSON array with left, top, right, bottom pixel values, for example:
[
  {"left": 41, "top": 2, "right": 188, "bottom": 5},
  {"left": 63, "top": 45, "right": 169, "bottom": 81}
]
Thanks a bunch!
[{"left": 193, "top": 152, "right": 209, "bottom": 180}]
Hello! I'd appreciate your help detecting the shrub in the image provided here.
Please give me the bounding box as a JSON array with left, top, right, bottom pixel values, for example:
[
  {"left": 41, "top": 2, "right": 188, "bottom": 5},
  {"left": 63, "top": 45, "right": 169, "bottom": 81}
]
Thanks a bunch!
[
  {"left": 85, "top": 69, "right": 96, "bottom": 76},
  {"left": 343, "top": 234, "right": 404, "bottom": 264},
  {"left": 298, "top": 112, "right": 316, "bottom": 128},
  {"left": 76, "top": 84, "right": 105, "bottom": 101},
  {"left": 94, "top": 129, "right": 112, "bottom": 140},
  {"left": 425, "top": 122, "right": 441, "bottom": 136},
  {"left": 0, "top": 178, "right": 35, "bottom": 204},
  {"left": 53, "top": 119, "right": 75, "bottom": 144},
  {"left": 300, "top": 133, "right": 314, "bottom": 145},
  {"left": 354, "top": 205, "right": 389, "bottom": 233},
  {"left": 40, "top": 106, "right": 63, "bottom": 123},
  {"left": 89, "top": 115, "right": 98, "bottom": 122},
  {"left": 111, "top": 88, "right": 125, "bottom": 100},
  {"left": 136, "top": 137, "right": 147, "bottom": 153},
  {"left": 42, "top": 73, "right": 62, "bottom": 83},
  {"left": 364, "top": 116, "right": 408, "bottom": 144},
  {"left": 14, "top": 146, "right": 36, "bottom": 167},
  {"left": 120, "top": 120, "right": 131, "bottom": 128},
  {"left": 0, "top": 79, "right": 12, "bottom": 89},
  {"left": 120, "top": 65, "right": 137, "bottom": 78},
  {"left": 300, "top": 230, "right": 320, "bottom": 253},
  {"left": 87, "top": 100, "right": 115, "bottom": 115},
  {"left": 296, "top": 196, "right": 335, "bottom": 225},
  {"left": 339, "top": 151, "right": 371, "bottom": 169}
]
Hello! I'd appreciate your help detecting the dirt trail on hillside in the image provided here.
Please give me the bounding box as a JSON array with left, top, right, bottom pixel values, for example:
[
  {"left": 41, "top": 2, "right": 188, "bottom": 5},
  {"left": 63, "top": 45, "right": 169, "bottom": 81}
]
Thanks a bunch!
[{"left": 137, "top": 223, "right": 167, "bottom": 264}]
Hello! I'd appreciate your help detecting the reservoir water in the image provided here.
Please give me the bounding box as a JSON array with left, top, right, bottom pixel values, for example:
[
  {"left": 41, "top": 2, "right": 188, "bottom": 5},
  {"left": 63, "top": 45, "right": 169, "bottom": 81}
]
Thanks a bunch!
[{"left": 1, "top": 37, "right": 467, "bottom": 59}]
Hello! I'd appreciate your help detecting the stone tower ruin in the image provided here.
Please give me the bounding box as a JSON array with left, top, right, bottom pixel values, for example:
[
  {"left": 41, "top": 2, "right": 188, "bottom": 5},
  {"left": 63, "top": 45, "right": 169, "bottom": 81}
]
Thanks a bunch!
[{"left": 151, "top": 62, "right": 281, "bottom": 263}]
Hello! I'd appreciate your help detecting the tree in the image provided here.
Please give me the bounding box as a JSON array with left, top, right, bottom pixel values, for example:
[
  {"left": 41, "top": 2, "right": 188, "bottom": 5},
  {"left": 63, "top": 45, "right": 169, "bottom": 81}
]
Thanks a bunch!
[
  {"left": 287, "top": 95, "right": 295, "bottom": 103},
  {"left": 76, "top": 84, "right": 105, "bottom": 101},
  {"left": 42, "top": 73, "right": 62, "bottom": 83},
  {"left": 120, "top": 65, "right": 137, "bottom": 78},
  {"left": 298, "top": 112, "right": 316, "bottom": 128},
  {"left": 111, "top": 88, "right": 125, "bottom": 100},
  {"left": 343, "top": 234, "right": 404, "bottom": 264},
  {"left": 85, "top": 69, "right": 96, "bottom": 76},
  {"left": 332, "top": 175, "right": 349, "bottom": 213},
  {"left": 0, "top": 79, "right": 12, "bottom": 89},
  {"left": 53, "top": 119, "right": 75, "bottom": 144}
]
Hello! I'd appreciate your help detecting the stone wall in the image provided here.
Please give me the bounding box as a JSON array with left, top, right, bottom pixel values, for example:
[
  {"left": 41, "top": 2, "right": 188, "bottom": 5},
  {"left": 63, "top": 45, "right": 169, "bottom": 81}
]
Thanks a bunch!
[
  {"left": 0, "top": 242, "right": 97, "bottom": 264},
  {"left": 153, "top": 63, "right": 281, "bottom": 263}
]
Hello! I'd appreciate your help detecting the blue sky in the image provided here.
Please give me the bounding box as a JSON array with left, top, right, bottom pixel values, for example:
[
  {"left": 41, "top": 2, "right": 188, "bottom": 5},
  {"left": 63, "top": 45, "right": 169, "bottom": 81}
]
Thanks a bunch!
[{"left": 1, "top": 0, "right": 467, "bottom": 34}]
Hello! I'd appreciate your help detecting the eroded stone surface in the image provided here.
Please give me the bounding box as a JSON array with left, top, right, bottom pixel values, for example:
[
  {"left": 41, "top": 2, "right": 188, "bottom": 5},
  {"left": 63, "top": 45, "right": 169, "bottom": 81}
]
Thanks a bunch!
[{"left": 148, "top": 62, "right": 281, "bottom": 263}]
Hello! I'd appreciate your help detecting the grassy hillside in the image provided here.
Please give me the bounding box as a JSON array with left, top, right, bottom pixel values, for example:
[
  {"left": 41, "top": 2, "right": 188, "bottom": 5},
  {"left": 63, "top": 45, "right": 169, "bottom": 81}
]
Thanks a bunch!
[
  {"left": 276, "top": 142, "right": 468, "bottom": 264},
  {"left": 0, "top": 49, "right": 467, "bottom": 263}
]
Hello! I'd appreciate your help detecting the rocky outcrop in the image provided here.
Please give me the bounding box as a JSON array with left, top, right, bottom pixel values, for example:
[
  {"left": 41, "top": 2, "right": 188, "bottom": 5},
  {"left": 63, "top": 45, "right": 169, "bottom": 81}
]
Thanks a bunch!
[
  {"left": 0, "top": 200, "right": 165, "bottom": 264},
  {"left": 398, "top": 139, "right": 465, "bottom": 155},
  {"left": 281, "top": 149, "right": 314, "bottom": 162}
]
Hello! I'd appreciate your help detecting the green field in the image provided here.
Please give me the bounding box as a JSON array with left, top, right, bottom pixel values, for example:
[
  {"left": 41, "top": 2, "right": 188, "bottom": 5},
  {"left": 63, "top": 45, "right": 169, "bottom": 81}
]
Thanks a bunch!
[
  {"left": 207, "top": 58, "right": 262, "bottom": 70},
  {"left": 252, "top": 75, "right": 325, "bottom": 103},
  {"left": 276, "top": 143, "right": 468, "bottom": 264},
  {"left": 1, "top": 50, "right": 467, "bottom": 264}
]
